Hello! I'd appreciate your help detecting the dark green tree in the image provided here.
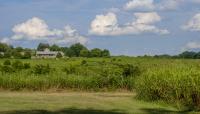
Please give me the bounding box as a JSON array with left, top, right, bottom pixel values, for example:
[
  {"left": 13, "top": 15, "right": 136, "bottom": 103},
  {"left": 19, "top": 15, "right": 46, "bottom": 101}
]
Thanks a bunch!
[
  {"left": 56, "top": 52, "right": 63, "bottom": 58},
  {"left": 101, "top": 49, "right": 110, "bottom": 57},
  {"left": 50, "top": 44, "right": 60, "bottom": 51},
  {"left": 0, "top": 43, "right": 11, "bottom": 52},
  {"left": 15, "top": 47, "right": 23, "bottom": 52},
  {"left": 90, "top": 48, "right": 102, "bottom": 57},
  {"left": 37, "top": 43, "right": 50, "bottom": 51},
  {"left": 69, "top": 43, "right": 87, "bottom": 57},
  {"left": 179, "top": 51, "right": 196, "bottom": 59},
  {"left": 80, "top": 49, "right": 90, "bottom": 57},
  {"left": 22, "top": 51, "right": 32, "bottom": 59}
]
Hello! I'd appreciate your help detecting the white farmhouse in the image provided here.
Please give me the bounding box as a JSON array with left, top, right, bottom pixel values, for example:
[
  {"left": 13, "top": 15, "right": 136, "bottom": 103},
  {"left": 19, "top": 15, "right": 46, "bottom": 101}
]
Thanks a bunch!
[{"left": 36, "top": 48, "right": 64, "bottom": 58}]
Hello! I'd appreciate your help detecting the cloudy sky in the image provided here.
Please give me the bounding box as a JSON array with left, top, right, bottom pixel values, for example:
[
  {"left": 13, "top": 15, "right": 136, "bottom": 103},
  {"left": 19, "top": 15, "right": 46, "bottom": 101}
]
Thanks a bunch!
[{"left": 1, "top": 0, "right": 200, "bottom": 56}]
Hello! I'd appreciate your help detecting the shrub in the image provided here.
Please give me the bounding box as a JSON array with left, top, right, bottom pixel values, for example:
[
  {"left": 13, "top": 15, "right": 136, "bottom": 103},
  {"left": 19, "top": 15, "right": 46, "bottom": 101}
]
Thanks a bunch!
[
  {"left": 81, "top": 60, "right": 87, "bottom": 65},
  {"left": 3, "top": 60, "right": 11, "bottom": 65},
  {"left": 121, "top": 64, "right": 141, "bottom": 77},
  {"left": 12, "top": 60, "right": 24, "bottom": 70},
  {"left": 63, "top": 65, "right": 76, "bottom": 74},
  {"left": 0, "top": 65, "right": 15, "bottom": 73},
  {"left": 22, "top": 51, "right": 32, "bottom": 59},
  {"left": 32, "top": 64, "right": 51, "bottom": 75},
  {"left": 24, "top": 63, "right": 31, "bottom": 69},
  {"left": 56, "top": 52, "right": 63, "bottom": 58}
]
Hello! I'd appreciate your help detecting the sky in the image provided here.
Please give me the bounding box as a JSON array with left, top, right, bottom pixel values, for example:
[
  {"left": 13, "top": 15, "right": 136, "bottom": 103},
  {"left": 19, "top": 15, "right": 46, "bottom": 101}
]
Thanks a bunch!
[{"left": 0, "top": 0, "right": 200, "bottom": 56}]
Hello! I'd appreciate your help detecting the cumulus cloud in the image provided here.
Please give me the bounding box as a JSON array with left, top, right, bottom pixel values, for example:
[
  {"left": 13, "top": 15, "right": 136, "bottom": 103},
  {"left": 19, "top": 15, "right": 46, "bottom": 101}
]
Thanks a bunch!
[
  {"left": 12, "top": 17, "right": 51, "bottom": 39},
  {"left": 1, "top": 17, "right": 88, "bottom": 45},
  {"left": 182, "top": 41, "right": 200, "bottom": 51},
  {"left": 124, "top": 0, "right": 155, "bottom": 10},
  {"left": 182, "top": 13, "right": 200, "bottom": 31},
  {"left": 158, "top": 0, "right": 181, "bottom": 10},
  {"left": 89, "top": 12, "right": 169, "bottom": 36},
  {"left": 123, "top": 0, "right": 199, "bottom": 11},
  {"left": 185, "top": 42, "right": 200, "bottom": 49}
]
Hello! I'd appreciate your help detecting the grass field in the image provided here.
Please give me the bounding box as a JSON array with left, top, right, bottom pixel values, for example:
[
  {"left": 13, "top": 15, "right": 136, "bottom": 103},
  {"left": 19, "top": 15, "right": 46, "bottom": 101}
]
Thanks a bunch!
[
  {"left": 0, "top": 57, "right": 200, "bottom": 111},
  {"left": 0, "top": 91, "right": 186, "bottom": 114}
]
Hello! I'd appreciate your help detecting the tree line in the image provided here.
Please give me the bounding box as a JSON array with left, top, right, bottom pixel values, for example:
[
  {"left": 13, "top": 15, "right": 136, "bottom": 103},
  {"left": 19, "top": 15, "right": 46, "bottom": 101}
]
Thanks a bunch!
[
  {"left": 0, "top": 42, "right": 110, "bottom": 59},
  {"left": 140, "top": 51, "right": 200, "bottom": 59}
]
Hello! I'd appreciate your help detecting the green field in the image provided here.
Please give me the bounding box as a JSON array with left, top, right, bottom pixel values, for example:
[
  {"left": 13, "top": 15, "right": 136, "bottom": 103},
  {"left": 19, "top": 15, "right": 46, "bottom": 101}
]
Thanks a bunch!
[
  {"left": 0, "top": 92, "right": 185, "bottom": 114},
  {"left": 0, "top": 57, "right": 200, "bottom": 112}
]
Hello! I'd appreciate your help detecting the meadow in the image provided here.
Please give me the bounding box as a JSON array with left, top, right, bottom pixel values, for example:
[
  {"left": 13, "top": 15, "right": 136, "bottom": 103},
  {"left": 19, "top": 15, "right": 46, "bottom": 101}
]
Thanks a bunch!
[{"left": 0, "top": 57, "right": 200, "bottom": 112}]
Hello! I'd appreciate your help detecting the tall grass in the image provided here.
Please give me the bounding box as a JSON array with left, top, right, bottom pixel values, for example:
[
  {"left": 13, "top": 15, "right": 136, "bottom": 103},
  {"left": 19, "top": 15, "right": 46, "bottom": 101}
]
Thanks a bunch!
[
  {"left": 0, "top": 58, "right": 139, "bottom": 91},
  {"left": 135, "top": 59, "right": 200, "bottom": 110},
  {"left": 1, "top": 58, "right": 200, "bottom": 110}
]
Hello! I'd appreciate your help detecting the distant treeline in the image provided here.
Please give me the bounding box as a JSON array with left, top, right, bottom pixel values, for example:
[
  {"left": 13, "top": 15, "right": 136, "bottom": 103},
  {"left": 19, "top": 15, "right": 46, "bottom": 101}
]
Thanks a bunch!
[
  {"left": 139, "top": 51, "right": 200, "bottom": 59},
  {"left": 0, "top": 42, "right": 110, "bottom": 59}
]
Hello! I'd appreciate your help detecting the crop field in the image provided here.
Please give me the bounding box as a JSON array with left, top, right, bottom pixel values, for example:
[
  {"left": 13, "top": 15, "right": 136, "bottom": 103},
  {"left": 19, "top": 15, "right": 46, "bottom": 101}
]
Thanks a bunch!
[{"left": 0, "top": 57, "right": 200, "bottom": 112}]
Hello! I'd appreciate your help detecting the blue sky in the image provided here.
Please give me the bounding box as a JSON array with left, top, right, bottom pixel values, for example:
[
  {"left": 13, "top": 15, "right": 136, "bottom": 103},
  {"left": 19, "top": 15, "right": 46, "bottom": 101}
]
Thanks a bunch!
[{"left": 0, "top": 0, "right": 200, "bottom": 56}]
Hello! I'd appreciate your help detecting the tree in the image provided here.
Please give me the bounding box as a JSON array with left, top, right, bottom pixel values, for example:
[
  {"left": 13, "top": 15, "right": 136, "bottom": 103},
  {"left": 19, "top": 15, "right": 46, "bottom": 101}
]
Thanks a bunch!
[
  {"left": 101, "top": 49, "right": 110, "bottom": 57},
  {"left": 0, "top": 43, "right": 11, "bottom": 52},
  {"left": 22, "top": 51, "right": 32, "bottom": 59},
  {"left": 56, "top": 52, "right": 63, "bottom": 58},
  {"left": 12, "top": 51, "right": 23, "bottom": 59},
  {"left": 37, "top": 43, "right": 50, "bottom": 51},
  {"left": 69, "top": 43, "right": 87, "bottom": 57},
  {"left": 50, "top": 44, "right": 60, "bottom": 51},
  {"left": 90, "top": 48, "right": 102, "bottom": 57},
  {"left": 80, "top": 49, "right": 90, "bottom": 57},
  {"left": 15, "top": 47, "right": 23, "bottom": 52},
  {"left": 195, "top": 52, "right": 200, "bottom": 59},
  {"left": 4, "top": 51, "right": 12, "bottom": 58},
  {"left": 179, "top": 51, "right": 196, "bottom": 59},
  {"left": 64, "top": 48, "right": 75, "bottom": 57}
]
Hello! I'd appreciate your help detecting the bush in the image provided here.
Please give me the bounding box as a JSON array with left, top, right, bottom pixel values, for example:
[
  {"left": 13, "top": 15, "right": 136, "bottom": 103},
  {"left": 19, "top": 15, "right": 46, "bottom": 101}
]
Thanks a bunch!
[
  {"left": 56, "top": 52, "right": 63, "bottom": 58},
  {"left": 22, "top": 51, "right": 32, "bottom": 59},
  {"left": 63, "top": 65, "right": 76, "bottom": 74},
  {"left": 12, "top": 60, "right": 24, "bottom": 70},
  {"left": 81, "top": 60, "right": 87, "bottom": 65},
  {"left": 0, "top": 65, "right": 15, "bottom": 73},
  {"left": 32, "top": 64, "right": 51, "bottom": 75},
  {"left": 24, "top": 63, "right": 31, "bottom": 69},
  {"left": 3, "top": 60, "right": 11, "bottom": 65},
  {"left": 118, "top": 64, "right": 141, "bottom": 77}
]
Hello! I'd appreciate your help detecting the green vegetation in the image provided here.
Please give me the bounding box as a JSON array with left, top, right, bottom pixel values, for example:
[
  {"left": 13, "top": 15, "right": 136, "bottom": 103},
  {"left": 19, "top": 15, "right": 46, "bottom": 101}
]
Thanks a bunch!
[
  {"left": 0, "top": 58, "right": 139, "bottom": 91},
  {"left": 0, "top": 57, "right": 200, "bottom": 111},
  {"left": 0, "top": 92, "right": 181, "bottom": 114}
]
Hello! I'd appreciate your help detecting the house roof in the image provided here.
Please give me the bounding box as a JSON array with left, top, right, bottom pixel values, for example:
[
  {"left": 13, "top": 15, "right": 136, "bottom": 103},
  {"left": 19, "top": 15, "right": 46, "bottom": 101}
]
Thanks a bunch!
[{"left": 36, "top": 48, "right": 64, "bottom": 55}]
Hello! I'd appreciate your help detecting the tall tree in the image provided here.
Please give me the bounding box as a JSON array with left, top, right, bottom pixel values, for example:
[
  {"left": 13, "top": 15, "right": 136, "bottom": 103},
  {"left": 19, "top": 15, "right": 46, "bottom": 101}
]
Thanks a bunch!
[
  {"left": 37, "top": 43, "right": 50, "bottom": 51},
  {"left": 69, "top": 43, "right": 87, "bottom": 57},
  {"left": 50, "top": 44, "right": 60, "bottom": 51},
  {"left": 80, "top": 49, "right": 90, "bottom": 57},
  {"left": 101, "top": 49, "right": 110, "bottom": 57},
  {"left": 0, "top": 43, "right": 11, "bottom": 52},
  {"left": 179, "top": 51, "right": 196, "bottom": 59},
  {"left": 90, "top": 48, "right": 102, "bottom": 57}
]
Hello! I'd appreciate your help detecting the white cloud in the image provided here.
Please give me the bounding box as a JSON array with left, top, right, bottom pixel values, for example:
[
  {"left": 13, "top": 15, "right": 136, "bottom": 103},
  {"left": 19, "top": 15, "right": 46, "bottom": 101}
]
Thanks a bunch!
[
  {"left": 185, "top": 42, "right": 200, "bottom": 49},
  {"left": 12, "top": 17, "right": 51, "bottom": 39},
  {"left": 123, "top": 0, "right": 191, "bottom": 11},
  {"left": 2, "top": 17, "right": 88, "bottom": 45},
  {"left": 0, "top": 38, "right": 12, "bottom": 44},
  {"left": 182, "top": 13, "right": 200, "bottom": 31},
  {"left": 182, "top": 41, "right": 200, "bottom": 52},
  {"left": 89, "top": 12, "right": 169, "bottom": 36},
  {"left": 158, "top": 0, "right": 181, "bottom": 10},
  {"left": 124, "top": 0, "right": 155, "bottom": 10}
]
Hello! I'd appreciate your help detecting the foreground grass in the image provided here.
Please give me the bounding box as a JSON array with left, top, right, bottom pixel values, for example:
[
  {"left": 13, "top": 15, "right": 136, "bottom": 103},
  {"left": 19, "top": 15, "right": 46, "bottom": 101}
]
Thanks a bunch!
[{"left": 0, "top": 92, "right": 195, "bottom": 114}]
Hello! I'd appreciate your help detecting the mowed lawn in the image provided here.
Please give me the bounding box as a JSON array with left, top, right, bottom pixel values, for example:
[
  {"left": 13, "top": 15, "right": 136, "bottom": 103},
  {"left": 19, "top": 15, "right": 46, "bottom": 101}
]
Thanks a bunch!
[{"left": 0, "top": 92, "right": 192, "bottom": 114}]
